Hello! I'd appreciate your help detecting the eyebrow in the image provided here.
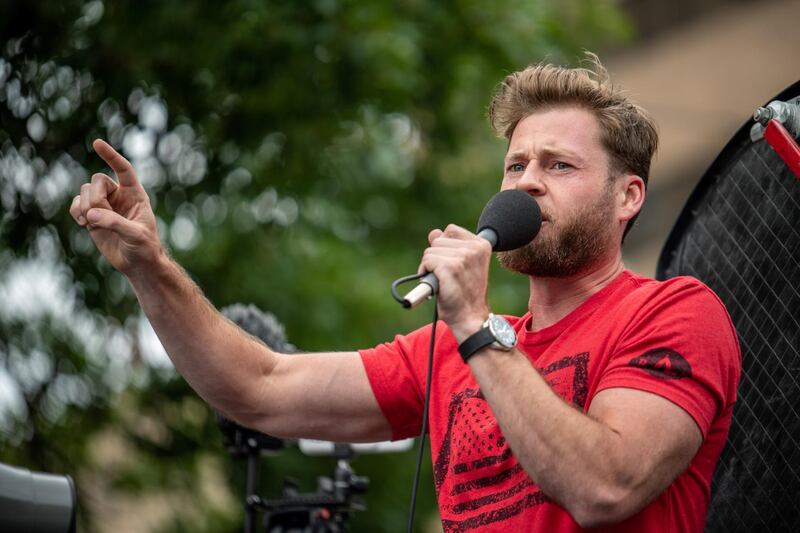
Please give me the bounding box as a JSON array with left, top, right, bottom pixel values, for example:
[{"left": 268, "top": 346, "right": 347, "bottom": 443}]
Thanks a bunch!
[{"left": 504, "top": 147, "right": 584, "bottom": 164}]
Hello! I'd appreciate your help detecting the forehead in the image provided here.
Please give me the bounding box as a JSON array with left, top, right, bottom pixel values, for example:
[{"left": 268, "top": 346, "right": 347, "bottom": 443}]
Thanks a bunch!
[{"left": 506, "top": 106, "right": 605, "bottom": 161}]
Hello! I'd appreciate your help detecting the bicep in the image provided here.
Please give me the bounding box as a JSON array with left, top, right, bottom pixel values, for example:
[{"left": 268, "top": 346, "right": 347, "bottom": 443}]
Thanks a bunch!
[
  {"left": 247, "top": 351, "right": 392, "bottom": 443},
  {"left": 588, "top": 387, "right": 703, "bottom": 511}
]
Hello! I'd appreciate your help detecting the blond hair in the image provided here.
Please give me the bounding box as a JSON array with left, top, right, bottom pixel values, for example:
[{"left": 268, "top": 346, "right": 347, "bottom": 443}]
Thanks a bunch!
[{"left": 487, "top": 53, "right": 658, "bottom": 240}]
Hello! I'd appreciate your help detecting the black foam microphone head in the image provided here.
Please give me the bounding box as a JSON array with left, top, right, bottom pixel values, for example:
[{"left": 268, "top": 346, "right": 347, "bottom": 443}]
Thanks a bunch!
[{"left": 476, "top": 190, "right": 542, "bottom": 251}]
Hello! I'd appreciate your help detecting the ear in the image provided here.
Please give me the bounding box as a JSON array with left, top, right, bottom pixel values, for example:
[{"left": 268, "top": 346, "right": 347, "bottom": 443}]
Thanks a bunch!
[{"left": 617, "top": 174, "right": 645, "bottom": 223}]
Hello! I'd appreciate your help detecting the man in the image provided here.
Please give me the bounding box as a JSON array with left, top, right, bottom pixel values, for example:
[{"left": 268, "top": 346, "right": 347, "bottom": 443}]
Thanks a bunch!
[{"left": 70, "top": 55, "right": 740, "bottom": 532}]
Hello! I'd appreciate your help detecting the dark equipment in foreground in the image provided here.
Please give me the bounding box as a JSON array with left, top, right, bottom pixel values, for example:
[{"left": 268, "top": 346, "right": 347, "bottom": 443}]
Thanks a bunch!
[
  {"left": 658, "top": 81, "right": 800, "bottom": 532},
  {"left": 221, "top": 304, "right": 373, "bottom": 533},
  {"left": 0, "top": 462, "right": 76, "bottom": 533},
  {"left": 218, "top": 415, "right": 370, "bottom": 533}
]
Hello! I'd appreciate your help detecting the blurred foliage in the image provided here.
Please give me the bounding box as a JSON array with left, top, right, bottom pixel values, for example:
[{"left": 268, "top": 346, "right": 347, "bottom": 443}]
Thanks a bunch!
[{"left": 0, "top": 0, "right": 631, "bottom": 531}]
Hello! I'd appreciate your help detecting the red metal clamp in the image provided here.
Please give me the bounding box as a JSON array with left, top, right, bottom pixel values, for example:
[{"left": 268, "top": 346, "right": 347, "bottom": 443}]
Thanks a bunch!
[{"left": 764, "top": 119, "right": 800, "bottom": 179}]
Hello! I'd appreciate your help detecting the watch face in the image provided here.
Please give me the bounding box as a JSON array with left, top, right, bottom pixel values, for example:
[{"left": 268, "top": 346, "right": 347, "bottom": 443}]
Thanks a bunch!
[{"left": 489, "top": 314, "right": 516, "bottom": 348}]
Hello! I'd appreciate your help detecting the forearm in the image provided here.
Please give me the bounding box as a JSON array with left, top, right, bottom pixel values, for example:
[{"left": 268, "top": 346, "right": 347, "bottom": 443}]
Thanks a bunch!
[
  {"left": 127, "top": 250, "right": 278, "bottom": 422},
  {"left": 468, "top": 349, "right": 634, "bottom": 525}
]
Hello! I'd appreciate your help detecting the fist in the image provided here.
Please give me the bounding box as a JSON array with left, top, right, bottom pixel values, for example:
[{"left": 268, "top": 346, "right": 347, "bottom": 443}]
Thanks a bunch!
[{"left": 418, "top": 224, "right": 492, "bottom": 340}]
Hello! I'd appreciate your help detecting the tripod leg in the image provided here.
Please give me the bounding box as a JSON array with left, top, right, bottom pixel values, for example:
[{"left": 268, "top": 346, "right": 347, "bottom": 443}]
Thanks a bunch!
[{"left": 245, "top": 450, "right": 260, "bottom": 533}]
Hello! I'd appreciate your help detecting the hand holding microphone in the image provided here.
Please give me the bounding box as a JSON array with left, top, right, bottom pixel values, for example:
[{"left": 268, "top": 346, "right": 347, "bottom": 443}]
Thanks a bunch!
[
  {"left": 399, "top": 190, "right": 542, "bottom": 308},
  {"left": 395, "top": 190, "right": 541, "bottom": 532}
]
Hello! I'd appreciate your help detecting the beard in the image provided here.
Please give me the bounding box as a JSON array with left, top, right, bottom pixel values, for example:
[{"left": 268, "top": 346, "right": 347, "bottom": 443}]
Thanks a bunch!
[{"left": 497, "top": 184, "right": 617, "bottom": 278}]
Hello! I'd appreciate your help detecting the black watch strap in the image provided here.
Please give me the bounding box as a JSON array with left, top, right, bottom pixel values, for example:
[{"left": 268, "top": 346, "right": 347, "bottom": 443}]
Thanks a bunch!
[{"left": 458, "top": 327, "right": 496, "bottom": 363}]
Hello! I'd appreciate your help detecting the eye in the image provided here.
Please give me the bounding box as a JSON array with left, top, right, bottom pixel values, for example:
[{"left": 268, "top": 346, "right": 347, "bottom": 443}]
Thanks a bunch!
[
  {"left": 552, "top": 161, "right": 573, "bottom": 171},
  {"left": 507, "top": 162, "right": 525, "bottom": 173}
]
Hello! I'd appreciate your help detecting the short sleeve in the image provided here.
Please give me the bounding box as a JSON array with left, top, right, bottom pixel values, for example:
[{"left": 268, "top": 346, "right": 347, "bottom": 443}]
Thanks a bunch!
[
  {"left": 595, "top": 277, "right": 741, "bottom": 438},
  {"left": 359, "top": 323, "right": 434, "bottom": 440}
]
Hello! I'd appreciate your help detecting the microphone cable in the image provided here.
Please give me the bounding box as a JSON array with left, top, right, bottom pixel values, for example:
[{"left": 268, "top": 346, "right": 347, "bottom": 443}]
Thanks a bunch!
[
  {"left": 387, "top": 191, "right": 540, "bottom": 531},
  {"left": 391, "top": 273, "right": 438, "bottom": 533}
]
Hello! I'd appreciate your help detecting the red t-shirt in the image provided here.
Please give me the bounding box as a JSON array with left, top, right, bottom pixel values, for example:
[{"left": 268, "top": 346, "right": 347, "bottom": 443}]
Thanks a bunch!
[{"left": 359, "top": 271, "right": 740, "bottom": 532}]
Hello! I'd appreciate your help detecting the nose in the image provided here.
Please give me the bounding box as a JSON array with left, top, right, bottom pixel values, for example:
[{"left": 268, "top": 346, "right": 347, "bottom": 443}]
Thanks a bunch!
[{"left": 515, "top": 165, "right": 546, "bottom": 196}]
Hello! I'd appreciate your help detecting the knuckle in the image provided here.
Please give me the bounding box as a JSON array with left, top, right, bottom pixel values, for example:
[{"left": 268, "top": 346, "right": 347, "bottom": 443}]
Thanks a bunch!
[
  {"left": 81, "top": 183, "right": 91, "bottom": 193},
  {"left": 477, "top": 240, "right": 492, "bottom": 253}
]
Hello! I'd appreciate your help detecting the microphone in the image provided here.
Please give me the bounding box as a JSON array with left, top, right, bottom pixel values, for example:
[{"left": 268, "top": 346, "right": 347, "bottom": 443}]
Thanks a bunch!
[{"left": 400, "top": 190, "right": 542, "bottom": 308}]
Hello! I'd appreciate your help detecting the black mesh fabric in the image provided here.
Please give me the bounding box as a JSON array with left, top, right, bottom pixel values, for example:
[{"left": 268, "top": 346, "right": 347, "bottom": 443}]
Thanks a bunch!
[{"left": 657, "top": 81, "right": 800, "bottom": 532}]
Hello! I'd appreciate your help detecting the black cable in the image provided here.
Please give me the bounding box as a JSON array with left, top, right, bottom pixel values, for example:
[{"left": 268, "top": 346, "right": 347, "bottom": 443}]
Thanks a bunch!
[
  {"left": 391, "top": 272, "right": 438, "bottom": 532},
  {"left": 406, "top": 297, "right": 437, "bottom": 533}
]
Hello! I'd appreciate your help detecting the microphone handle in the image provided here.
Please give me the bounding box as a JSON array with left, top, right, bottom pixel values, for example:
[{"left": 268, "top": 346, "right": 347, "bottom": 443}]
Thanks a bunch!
[{"left": 400, "top": 228, "right": 498, "bottom": 308}]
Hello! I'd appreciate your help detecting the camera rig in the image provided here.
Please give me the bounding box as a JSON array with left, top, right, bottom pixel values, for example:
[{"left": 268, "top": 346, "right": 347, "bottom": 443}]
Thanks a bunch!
[
  {"left": 219, "top": 304, "right": 374, "bottom": 532},
  {"left": 218, "top": 415, "right": 369, "bottom": 533}
]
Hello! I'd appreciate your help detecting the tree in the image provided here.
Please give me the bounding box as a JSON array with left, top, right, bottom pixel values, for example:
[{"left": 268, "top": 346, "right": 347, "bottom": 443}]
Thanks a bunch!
[{"left": 0, "top": 1, "right": 631, "bottom": 530}]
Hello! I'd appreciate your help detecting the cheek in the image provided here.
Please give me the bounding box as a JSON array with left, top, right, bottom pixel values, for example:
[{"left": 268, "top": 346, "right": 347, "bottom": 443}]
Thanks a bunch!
[{"left": 550, "top": 199, "right": 582, "bottom": 225}]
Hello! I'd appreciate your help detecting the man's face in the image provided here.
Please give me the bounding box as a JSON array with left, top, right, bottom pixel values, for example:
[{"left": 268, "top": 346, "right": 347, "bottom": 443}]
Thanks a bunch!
[{"left": 497, "top": 106, "right": 621, "bottom": 278}]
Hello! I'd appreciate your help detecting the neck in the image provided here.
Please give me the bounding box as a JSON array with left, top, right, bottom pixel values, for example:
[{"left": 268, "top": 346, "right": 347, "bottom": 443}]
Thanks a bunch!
[{"left": 526, "top": 251, "right": 625, "bottom": 332}]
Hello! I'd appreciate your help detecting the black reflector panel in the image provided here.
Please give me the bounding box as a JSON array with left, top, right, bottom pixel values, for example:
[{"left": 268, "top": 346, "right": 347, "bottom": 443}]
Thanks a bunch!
[{"left": 657, "top": 81, "right": 800, "bottom": 532}]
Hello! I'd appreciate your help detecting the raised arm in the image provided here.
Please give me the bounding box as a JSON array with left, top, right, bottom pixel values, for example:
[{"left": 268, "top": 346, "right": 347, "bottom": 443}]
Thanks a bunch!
[{"left": 70, "top": 140, "right": 390, "bottom": 442}]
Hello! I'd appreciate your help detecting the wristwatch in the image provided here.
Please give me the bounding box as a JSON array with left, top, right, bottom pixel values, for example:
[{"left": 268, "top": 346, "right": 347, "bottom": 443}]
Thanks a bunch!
[{"left": 457, "top": 313, "right": 517, "bottom": 362}]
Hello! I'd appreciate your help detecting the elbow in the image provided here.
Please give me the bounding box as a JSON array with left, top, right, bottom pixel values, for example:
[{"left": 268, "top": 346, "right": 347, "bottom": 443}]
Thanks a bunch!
[
  {"left": 224, "top": 408, "right": 289, "bottom": 439},
  {"left": 216, "top": 404, "right": 261, "bottom": 431},
  {"left": 213, "top": 381, "right": 276, "bottom": 431},
  {"left": 224, "top": 398, "right": 280, "bottom": 432},
  {"left": 568, "top": 482, "right": 639, "bottom": 529},
  {"left": 223, "top": 408, "right": 256, "bottom": 429},
  {"left": 222, "top": 352, "right": 283, "bottom": 430}
]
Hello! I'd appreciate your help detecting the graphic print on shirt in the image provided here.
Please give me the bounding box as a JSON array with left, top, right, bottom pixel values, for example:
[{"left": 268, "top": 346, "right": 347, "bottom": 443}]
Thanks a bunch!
[
  {"left": 435, "top": 352, "right": 589, "bottom": 532},
  {"left": 628, "top": 347, "right": 692, "bottom": 379}
]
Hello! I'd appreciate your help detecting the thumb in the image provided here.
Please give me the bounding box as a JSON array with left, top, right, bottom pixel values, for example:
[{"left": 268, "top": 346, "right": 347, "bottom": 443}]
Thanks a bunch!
[{"left": 86, "top": 208, "right": 140, "bottom": 240}]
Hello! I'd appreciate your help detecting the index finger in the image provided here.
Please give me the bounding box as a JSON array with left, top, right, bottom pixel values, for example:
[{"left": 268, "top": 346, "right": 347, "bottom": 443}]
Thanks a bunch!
[
  {"left": 442, "top": 224, "right": 477, "bottom": 239},
  {"left": 92, "top": 139, "right": 140, "bottom": 187},
  {"left": 427, "top": 228, "right": 444, "bottom": 245}
]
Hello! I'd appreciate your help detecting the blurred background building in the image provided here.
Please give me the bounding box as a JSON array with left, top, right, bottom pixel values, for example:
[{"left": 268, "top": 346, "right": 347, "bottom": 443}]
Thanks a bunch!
[{"left": 615, "top": 0, "right": 800, "bottom": 274}]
